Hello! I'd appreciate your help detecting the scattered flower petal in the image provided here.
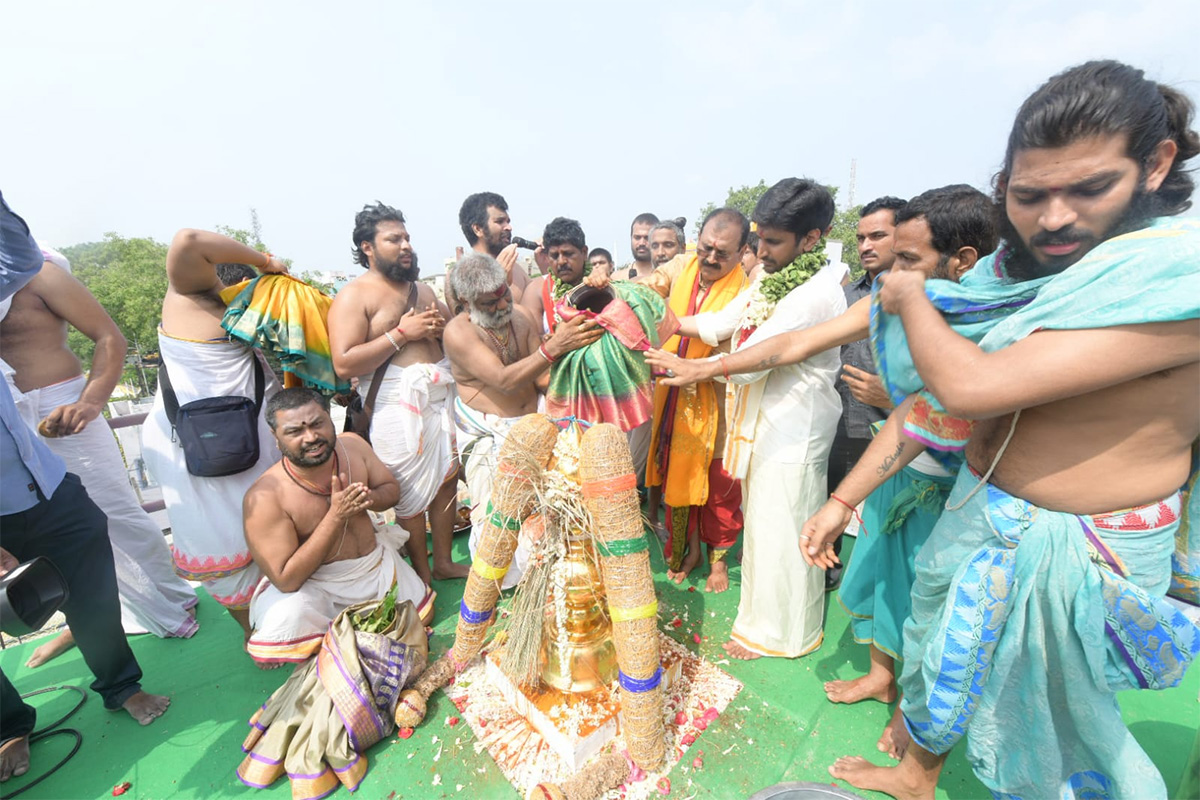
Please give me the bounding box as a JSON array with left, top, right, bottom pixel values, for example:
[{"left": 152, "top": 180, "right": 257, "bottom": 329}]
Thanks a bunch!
[
  {"left": 657, "top": 777, "right": 671, "bottom": 795},
  {"left": 398, "top": 727, "right": 414, "bottom": 739},
  {"left": 447, "top": 716, "right": 460, "bottom": 727},
  {"left": 112, "top": 783, "right": 132, "bottom": 797}
]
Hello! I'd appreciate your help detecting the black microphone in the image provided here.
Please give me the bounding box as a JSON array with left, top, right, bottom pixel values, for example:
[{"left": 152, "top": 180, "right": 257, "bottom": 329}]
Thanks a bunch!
[{"left": 512, "top": 236, "right": 540, "bottom": 251}]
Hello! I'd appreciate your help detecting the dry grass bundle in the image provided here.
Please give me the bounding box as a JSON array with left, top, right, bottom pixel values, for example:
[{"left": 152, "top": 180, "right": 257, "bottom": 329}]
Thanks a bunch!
[
  {"left": 579, "top": 423, "right": 665, "bottom": 771},
  {"left": 452, "top": 414, "right": 559, "bottom": 667},
  {"left": 527, "top": 751, "right": 629, "bottom": 800}
]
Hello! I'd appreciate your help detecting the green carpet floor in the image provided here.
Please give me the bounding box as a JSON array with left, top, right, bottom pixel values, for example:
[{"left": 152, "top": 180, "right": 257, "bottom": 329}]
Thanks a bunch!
[{"left": 2, "top": 534, "right": 1197, "bottom": 799}]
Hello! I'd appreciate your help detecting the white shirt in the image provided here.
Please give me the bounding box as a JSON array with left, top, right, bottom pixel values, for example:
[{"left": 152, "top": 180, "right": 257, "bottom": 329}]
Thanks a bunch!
[{"left": 694, "top": 262, "right": 848, "bottom": 464}]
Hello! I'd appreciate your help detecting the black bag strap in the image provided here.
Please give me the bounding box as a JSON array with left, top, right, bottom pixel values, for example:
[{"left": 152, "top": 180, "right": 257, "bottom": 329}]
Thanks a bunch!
[
  {"left": 158, "top": 349, "right": 265, "bottom": 426},
  {"left": 361, "top": 282, "right": 420, "bottom": 418},
  {"left": 159, "top": 359, "right": 179, "bottom": 427}
]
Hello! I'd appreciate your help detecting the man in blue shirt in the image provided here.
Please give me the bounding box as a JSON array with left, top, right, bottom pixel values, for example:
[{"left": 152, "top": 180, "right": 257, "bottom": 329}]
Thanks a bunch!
[{"left": 0, "top": 193, "right": 168, "bottom": 783}]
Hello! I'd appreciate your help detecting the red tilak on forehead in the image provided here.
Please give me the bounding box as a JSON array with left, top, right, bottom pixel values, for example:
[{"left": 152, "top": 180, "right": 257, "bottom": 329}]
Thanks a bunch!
[{"left": 489, "top": 283, "right": 508, "bottom": 298}]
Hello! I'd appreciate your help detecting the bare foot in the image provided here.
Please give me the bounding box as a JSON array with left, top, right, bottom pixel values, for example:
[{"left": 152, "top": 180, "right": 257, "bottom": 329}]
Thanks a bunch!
[
  {"left": 824, "top": 672, "right": 897, "bottom": 705},
  {"left": 25, "top": 629, "right": 76, "bottom": 668},
  {"left": 878, "top": 706, "right": 911, "bottom": 760},
  {"left": 722, "top": 640, "right": 761, "bottom": 660},
  {"left": 829, "top": 756, "right": 934, "bottom": 800},
  {"left": 431, "top": 560, "right": 471, "bottom": 581},
  {"left": 671, "top": 545, "right": 702, "bottom": 584},
  {"left": 122, "top": 692, "right": 170, "bottom": 726},
  {"left": 705, "top": 560, "right": 729, "bottom": 593},
  {"left": 0, "top": 737, "right": 30, "bottom": 782}
]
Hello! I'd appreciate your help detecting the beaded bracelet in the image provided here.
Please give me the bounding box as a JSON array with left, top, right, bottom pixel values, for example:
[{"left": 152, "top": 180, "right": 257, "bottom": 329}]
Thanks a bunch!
[{"left": 383, "top": 330, "right": 403, "bottom": 352}]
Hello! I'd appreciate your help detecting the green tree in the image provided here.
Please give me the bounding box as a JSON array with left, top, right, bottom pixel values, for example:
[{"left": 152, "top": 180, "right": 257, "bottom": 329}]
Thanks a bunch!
[
  {"left": 698, "top": 181, "right": 863, "bottom": 275},
  {"left": 62, "top": 234, "right": 170, "bottom": 393}
]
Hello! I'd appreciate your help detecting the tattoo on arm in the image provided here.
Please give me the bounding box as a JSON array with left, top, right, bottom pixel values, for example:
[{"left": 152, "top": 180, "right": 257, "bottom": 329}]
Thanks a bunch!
[
  {"left": 755, "top": 354, "right": 781, "bottom": 370},
  {"left": 876, "top": 441, "right": 905, "bottom": 476}
]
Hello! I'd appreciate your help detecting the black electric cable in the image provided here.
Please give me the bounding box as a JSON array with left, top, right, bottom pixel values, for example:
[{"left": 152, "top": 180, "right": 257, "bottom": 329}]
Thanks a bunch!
[{"left": 0, "top": 685, "right": 87, "bottom": 800}]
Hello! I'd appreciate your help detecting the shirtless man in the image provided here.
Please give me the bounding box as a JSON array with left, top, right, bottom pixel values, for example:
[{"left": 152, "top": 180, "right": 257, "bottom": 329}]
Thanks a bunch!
[
  {"left": 329, "top": 202, "right": 466, "bottom": 584},
  {"left": 0, "top": 250, "right": 197, "bottom": 668},
  {"left": 521, "top": 217, "right": 591, "bottom": 333},
  {"left": 803, "top": 61, "right": 1200, "bottom": 800},
  {"left": 444, "top": 251, "right": 600, "bottom": 587},
  {"left": 446, "top": 192, "right": 535, "bottom": 313},
  {"left": 243, "top": 388, "right": 431, "bottom": 667},
  {"left": 1, "top": 195, "right": 168, "bottom": 785},
  {"left": 141, "top": 229, "right": 285, "bottom": 638}
]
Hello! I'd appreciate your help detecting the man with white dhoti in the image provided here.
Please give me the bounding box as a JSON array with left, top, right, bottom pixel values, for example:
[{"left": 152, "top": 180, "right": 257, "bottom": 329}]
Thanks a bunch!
[
  {"left": 142, "top": 229, "right": 285, "bottom": 640},
  {"left": 654, "top": 179, "right": 845, "bottom": 659},
  {"left": 0, "top": 247, "right": 198, "bottom": 669},
  {"left": 329, "top": 202, "right": 467, "bottom": 585},
  {"left": 244, "top": 388, "right": 432, "bottom": 667},
  {"left": 444, "top": 252, "right": 602, "bottom": 588}
]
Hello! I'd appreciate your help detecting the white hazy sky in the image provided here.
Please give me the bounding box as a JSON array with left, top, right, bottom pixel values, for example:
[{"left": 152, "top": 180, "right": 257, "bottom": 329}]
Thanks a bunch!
[{"left": 3, "top": 1, "right": 1197, "bottom": 276}]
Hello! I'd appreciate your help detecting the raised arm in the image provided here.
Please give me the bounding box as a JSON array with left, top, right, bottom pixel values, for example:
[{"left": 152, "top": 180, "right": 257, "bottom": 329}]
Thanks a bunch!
[
  {"left": 35, "top": 263, "right": 128, "bottom": 436},
  {"left": 799, "top": 393, "right": 928, "bottom": 569},
  {"left": 647, "top": 295, "right": 872, "bottom": 387},
  {"left": 244, "top": 474, "right": 372, "bottom": 593},
  {"left": 165, "top": 228, "right": 283, "bottom": 295},
  {"left": 881, "top": 270, "right": 1200, "bottom": 418}
]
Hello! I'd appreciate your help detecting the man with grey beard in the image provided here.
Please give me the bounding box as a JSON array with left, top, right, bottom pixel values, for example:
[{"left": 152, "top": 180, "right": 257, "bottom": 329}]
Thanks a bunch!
[{"left": 443, "top": 252, "right": 600, "bottom": 586}]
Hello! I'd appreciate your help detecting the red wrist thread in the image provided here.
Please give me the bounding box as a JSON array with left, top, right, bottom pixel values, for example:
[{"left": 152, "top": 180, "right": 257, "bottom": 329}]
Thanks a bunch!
[{"left": 831, "top": 493, "right": 867, "bottom": 536}]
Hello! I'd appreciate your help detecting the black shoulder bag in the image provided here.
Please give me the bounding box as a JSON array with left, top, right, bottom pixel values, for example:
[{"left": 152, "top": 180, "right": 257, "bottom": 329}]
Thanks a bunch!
[{"left": 159, "top": 353, "right": 266, "bottom": 477}]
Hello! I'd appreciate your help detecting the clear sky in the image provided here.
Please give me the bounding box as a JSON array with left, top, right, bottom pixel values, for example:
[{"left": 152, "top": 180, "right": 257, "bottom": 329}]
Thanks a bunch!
[{"left": 3, "top": 0, "right": 1196, "bottom": 276}]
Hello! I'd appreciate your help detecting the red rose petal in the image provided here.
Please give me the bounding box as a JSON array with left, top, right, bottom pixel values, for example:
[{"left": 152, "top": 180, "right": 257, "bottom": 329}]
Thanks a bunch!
[
  {"left": 694, "top": 718, "right": 708, "bottom": 731},
  {"left": 447, "top": 716, "right": 460, "bottom": 727},
  {"left": 687, "top": 586, "right": 696, "bottom": 592},
  {"left": 112, "top": 783, "right": 131, "bottom": 797},
  {"left": 398, "top": 727, "right": 414, "bottom": 739},
  {"left": 692, "top": 756, "right": 704, "bottom": 769},
  {"left": 674, "top": 711, "right": 687, "bottom": 726},
  {"left": 681, "top": 733, "right": 696, "bottom": 746},
  {"left": 703, "top": 707, "right": 720, "bottom": 722},
  {"left": 671, "top": 618, "right": 683, "bottom": 628},
  {"left": 657, "top": 777, "right": 671, "bottom": 795},
  {"left": 693, "top": 633, "right": 701, "bottom": 644}
]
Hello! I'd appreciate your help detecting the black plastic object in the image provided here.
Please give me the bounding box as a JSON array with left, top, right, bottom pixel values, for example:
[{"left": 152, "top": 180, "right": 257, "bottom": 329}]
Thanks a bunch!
[{"left": 0, "top": 558, "right": 69, "bottom": 636}]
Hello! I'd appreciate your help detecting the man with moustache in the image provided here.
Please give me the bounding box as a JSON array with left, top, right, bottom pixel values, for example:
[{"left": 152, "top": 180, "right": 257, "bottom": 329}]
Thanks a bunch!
[
  {"left": 625, "top": 212, "right": 659, "bottom": 279},
  {"left": 650, "top": 219, "right": 686, "bottom": 266},
  {"left": 658, "top": 180, "right": 846, "bottom": 640},
  {"left": 448, "top": 192, "right": 532, "bottom": 312},
  {"left": 634, "top": 208, "right": 750, "bottom": 590},
  {"left": 809, "top": 62, "right": 1200, "bottom": 800},
  {"left": 521, "top": 217, "right": 591, "bottom": 333},
  {"left": 243, "top": 388, "right": 431, "bottom": 667},
  {"left": 444, "top": 252, "right": 601, "bottom": 587},
  {"left": 824, "top": 196, "right": 907, "bottom": 588},
  {"left": 329, "top": 203, "right": 467, "bottom": 585}
]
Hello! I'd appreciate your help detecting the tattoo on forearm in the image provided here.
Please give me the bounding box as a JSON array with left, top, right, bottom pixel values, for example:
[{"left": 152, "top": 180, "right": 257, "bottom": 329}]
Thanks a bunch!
[
  {"left": 755, "top": 354, "right": 781, "bottom": 370},
  {"left": 876, "top": 442, "right": 905, "bottom": 476}
]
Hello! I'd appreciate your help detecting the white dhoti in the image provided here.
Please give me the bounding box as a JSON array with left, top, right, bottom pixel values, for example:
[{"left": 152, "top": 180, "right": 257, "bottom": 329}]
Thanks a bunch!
[
  {"left": 729, "top": 450, "right": 827, "bottom": 658},
  {"left": 246, "top": 524, "right": 434, "bottom": 664},
  {"left": 142, "top": 331, "right": 279, "bottom": 610},
  {"left": 362, "top": 360, "right": 457, "bottom": 520},
  {"left": 454, "top": 398, "right": 528, "bottom": 589},
  {"left": 7, "top": 373, "right": 199, "bottom": 638}
]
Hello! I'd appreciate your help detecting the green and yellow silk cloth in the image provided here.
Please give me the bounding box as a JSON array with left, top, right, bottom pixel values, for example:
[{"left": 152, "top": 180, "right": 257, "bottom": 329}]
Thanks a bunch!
[{"left": 221, "top": 273, "right": 350, "bottom": 394}]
